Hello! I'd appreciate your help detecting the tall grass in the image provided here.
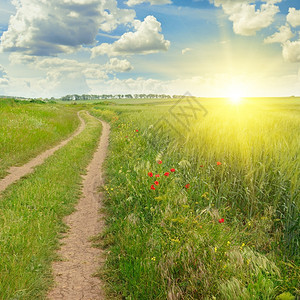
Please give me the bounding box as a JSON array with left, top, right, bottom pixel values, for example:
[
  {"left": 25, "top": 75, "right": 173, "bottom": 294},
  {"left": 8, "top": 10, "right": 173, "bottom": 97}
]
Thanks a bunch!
[
  {"left": 0, "top": 99, "right": 79, "bottom": 178},
  {"left": 91, "top": 99, "right": 299, "bottom": 299},
  {"left": 0, "top": 112, "right": 102, "bottom": 299}
]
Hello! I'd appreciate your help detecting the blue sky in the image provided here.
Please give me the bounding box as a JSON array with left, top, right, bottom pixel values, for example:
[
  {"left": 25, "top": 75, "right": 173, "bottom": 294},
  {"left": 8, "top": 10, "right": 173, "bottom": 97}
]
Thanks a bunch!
[{"left": 0, "top": 0, "right": 300, "bottom": 98}]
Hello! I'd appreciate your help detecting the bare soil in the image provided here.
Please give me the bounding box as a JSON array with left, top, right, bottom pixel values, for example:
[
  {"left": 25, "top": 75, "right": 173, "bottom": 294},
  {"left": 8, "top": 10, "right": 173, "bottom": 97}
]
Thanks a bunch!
[{"left": 47, "top": 116, "right": 110, "bottom": 300}]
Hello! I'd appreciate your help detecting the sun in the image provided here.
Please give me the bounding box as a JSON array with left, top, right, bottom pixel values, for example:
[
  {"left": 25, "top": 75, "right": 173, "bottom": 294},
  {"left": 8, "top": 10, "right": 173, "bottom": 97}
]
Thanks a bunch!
[
  {"left": 227, "top": 85, "right": 244, "bottom": 105},
  {"left": 229, "top": 93, "right": 243, "bottom": 105}
]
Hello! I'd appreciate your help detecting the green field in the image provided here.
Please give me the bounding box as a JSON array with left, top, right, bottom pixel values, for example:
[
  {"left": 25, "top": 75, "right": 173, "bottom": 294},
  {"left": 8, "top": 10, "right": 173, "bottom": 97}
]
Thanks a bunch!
[
  {"left": 0, "top": 97, "right": 299, "bottom": 299},
  {"left": 0, "top": 111, "right": 102, "bottom": 299},
  {"left": 91, "top": 97, "right": 299, "bottom": 299},
  {"left": 0, "top": 99, "right": 79, "bottom": 178}
]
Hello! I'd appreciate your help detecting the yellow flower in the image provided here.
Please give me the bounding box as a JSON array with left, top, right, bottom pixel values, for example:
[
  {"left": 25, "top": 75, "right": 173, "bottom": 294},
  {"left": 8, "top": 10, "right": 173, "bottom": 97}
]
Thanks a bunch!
[
  {"left": 240, "top": 243, "right": 245, "bottom": 251},
  {"left": 170, "top": 238, "right": 180, "bottom": 243},
  {"left": 227, "top": 241, "right": 231, "bottom": 246},
  {"left": 151, "top": 257, "right": 156, "bottom": 261},
  {"left": 214, "top": 247, "right": 217, "bottom": 253}
]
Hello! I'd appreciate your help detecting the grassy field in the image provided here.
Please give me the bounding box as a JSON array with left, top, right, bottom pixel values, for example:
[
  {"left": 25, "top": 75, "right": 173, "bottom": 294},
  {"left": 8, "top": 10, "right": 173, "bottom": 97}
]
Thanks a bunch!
[
  {"left": 91, "top": 97, "right": 299, "bottom": 299},
  {"left": 0, "top": 97, "right": 298, "bottom": 299},
  {"left": 0, "top": 99, "right": 79, "bottom": 178},
  {"left": 0, "top": 111, "right": 102, "bottom": 299}
]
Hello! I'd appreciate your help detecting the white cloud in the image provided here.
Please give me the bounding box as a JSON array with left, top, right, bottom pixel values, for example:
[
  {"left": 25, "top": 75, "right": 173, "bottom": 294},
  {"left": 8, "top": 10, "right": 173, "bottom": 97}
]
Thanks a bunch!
[
  {"left": 0, "top": 0, "right": 135, "bottom": 56},
  {"left": 287, "top": 8, "right": 300, "bottom": 28},
  {"left": 211, "top": 0, "right": 281, "bottom": 36},
  {"left": 0, "top": 65, "right": 9, "bottom": 86},
  {"left": 182, "top": 48, "right": 192, "bottom": 55},
  {"left": 126, "top": 0, "right": 171, "bottom": 6},
  {"left": 33, "top": 57, "right": 132, "bottom": 78},
  {"left": 282, "top": 40, "right": 300, "bottom": 62},
  {"left": 91, "top": 16, "right": 170, "bottom": 57},
  {"left": 105, "top": 58, "right": 133, "bottom": 72},
  {"left": 264, "top": 24, "right": 294, "bottom": 44}
]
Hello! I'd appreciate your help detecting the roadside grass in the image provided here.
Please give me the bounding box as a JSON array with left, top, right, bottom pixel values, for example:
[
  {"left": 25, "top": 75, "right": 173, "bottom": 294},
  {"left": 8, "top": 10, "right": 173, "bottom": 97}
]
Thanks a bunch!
[
  {"left": 0, "top": 99, "right": 79, "bottom": 178},
  {"left": 0, "top": 111, "right": 102, "bottom": 299},
  {"left": 91, "top": 99, "right": 299, "bottom": 299}
]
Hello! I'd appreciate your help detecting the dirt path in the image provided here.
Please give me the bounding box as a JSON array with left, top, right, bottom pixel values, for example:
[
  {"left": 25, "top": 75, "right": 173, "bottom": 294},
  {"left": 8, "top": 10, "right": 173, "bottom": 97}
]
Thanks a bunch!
[
  {"left": 48, "top": 116, "right": 110, "bottom": 300},
  {"left": 0, "top": 111, "right": 86, "bottom": 194}
]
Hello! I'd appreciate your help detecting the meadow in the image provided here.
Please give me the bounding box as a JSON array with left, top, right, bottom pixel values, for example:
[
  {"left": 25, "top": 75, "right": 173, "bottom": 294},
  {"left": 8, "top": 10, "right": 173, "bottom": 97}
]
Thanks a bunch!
[
  {"left": 0, "top": 97, "right": 299, "bottom": 299},
  {"left": 0, "top": 111, "right": 102, "bottom": 299},
  {"left": 91, "top": 97, "right": 299, "bottom": 299},
  {"left": 0, "top": 99, "right": 79, "bottom": 178}
]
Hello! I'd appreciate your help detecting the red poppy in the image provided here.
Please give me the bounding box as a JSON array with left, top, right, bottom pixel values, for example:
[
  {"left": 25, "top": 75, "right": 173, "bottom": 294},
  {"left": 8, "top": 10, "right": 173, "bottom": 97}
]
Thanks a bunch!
[
  {"left": 185, "top": 184, "right": 190, "bottom": 189},
  {"left": 200, "top": 165, "right": 204, "bottom": 168},
  {"left": 164, "top": 172, "right": 170, "bottom": 176},
  {"left": 218, "top": 218, "right": 224, "bottom": 223},
  {"left": 135, "top": 129, "right": 139, "bottom": 132},
  {"left": 125, "top": 136, "right": 128, "bottom": 138},
  {"left": 154, "top": 181, "right": 159, "bottom": 186},
  {"left": 148, "top": 172, "right": 153, "bottom": 177},
  {"left": 170, "top": 168, "right": 176, "bottom": 172},
  {"left": 217, "top": 162, "right": 222, "bottom": 166},
  {"left": 150, "top": 185, "right": 156, "bottom": 190},
  {"left": 155, "top": 174, "right": 160, "bottom": 178},
  {"left": 157, "top": 160, "right": 162, "bottom": 164}
]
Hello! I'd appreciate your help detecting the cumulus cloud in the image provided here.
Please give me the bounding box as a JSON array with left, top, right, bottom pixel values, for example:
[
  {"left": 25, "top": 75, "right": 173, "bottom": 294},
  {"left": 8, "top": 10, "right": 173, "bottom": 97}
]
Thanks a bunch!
[
  {"left": 105, "top": 58, "right": 133, "bottom": 72},
  {"left": 0, "top": 0, "right": 135, "bottom": 56},
  {"left": 264, "top": 24, "right": 294, "bottom": 44},
  {"left": 287, "top": 8, "right": 300, "bottom": 28},
  {"left": 91, "top": 16, "right": 170, "bottom": 57},
  {"left": 211, "top": 0, "right": 281, "bottom": 36},
  {"left": 282, "top": 40, "right": 300, "bottom": 62},
  {"left": 264, "top": 8, "right": 300, "bottom": 63},
  {"left": 33, "top": 57, "right": 133, "bottom": 78},
  {"left": 126, "top": 0, "right": 171, "bottom": 6}
]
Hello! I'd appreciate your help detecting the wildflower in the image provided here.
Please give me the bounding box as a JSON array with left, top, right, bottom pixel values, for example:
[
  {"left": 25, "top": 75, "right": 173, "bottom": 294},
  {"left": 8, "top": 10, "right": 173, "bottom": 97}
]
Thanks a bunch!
[
  {"left": 164, "top": 172, "right": 170, "bottom": 176},
  {"left": 170, "top": 168, "right": 176, "bottom": 172},
  {"left": 185, "top": 184, "right": 190, "bottom": 189},
  {"left": 217, "top": 162, "right": 222, "bottom": 166},
  {"left": 157, "top": 160, "right": 162, "bottom": 164},
  {"left": 154, "top": 181, "right": 159, "bottom": 186},
  {"left": 155, "top": 174, "right": 160, "bottom": 178},
  {"left": 170, "top": 238, "right": 180, "bottom": 243},
  {"left": 148, "top": 172, "right": 153, "bottom": 177},
  {"left": 125, "top": 136, "right": 128, "bottom": 138},
  {"left": 150, "top": 185, "right": 156, "bottom": 190},
  {"left": 202, "top": 192, "right": 209, "bottom": 198},
  {"left": 227, "top": 241, "right": 231, "bottom": 246},
  {"left": 218, "top": 218, "right": 225, "bottom": 223},
  {"left": 200, "top": 165, "right": 204, "bottom": 168},
  {"left": 151, "top": 257, "right": 156, "bottom": 261},
  {"left": 135, "top": 129, "right": 139, "bottom": 132},
  {"left": 214, "top": 247, "right": 217, "bottom": 253}
]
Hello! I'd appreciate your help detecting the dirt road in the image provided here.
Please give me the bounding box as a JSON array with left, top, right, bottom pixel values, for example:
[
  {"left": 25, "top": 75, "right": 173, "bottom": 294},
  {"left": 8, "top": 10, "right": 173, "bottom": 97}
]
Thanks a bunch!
[{"left": 48, "top": 116, "right": 110, "bottom": 300}]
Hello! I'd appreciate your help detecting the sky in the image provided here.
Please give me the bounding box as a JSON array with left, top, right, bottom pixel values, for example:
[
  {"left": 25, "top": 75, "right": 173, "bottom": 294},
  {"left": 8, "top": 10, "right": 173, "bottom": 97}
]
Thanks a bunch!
[{"left": 0, "top": 0, "right": 300, "bottom": 98}]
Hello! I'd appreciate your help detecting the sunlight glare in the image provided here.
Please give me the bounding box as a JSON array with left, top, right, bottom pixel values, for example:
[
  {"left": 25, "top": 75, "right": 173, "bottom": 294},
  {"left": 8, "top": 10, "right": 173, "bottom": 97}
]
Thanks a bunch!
[{"left": 228, "top": 84, "right": 244, "bottom": 105}]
